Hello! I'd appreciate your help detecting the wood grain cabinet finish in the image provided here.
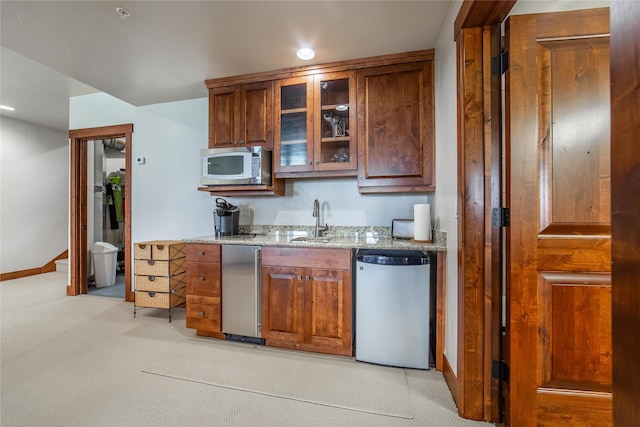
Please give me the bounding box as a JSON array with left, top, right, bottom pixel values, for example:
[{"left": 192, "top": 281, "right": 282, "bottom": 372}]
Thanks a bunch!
[
  {"left": 185, "top": 244, "right": 224, "bottom": 338},
  {"left": 261, "top": 247, "right": 352, "bottom": 356},
  {"left": 274, "top": 71, "right": 357, "bottom": 178},
  {"left": 356, "top": 60, "right": 435, "bottom": 193},
  {"left": 209, "top": 81, "right": 273, "bottom": 148}
]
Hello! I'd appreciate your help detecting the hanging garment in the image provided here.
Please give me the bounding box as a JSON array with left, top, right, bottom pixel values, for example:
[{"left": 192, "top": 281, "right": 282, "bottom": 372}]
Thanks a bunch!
[
  {"left": 105, "top": 183, "right": 119, "bottom": 230},
  {"left": 109, "top": 179, "right": 124, "bottom": 223}
]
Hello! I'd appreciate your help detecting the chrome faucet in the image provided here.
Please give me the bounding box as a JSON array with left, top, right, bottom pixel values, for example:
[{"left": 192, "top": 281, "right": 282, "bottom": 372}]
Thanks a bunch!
[{"left": 313, "top": 199, "right": 329, "bottom": 237}]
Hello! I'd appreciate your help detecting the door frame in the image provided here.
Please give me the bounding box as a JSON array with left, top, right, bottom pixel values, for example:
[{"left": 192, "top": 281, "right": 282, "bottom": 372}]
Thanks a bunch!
[
  {"left": 451, "top": 1, "right": 515, "bottom": 422},
  {"left": 68, "top": 124, "right": 134, "bottom": 302}
]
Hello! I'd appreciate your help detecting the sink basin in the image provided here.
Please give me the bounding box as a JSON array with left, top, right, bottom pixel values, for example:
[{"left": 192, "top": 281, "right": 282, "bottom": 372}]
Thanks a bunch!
[{"left": 289, "top": 236, "right": 332, "bottom": 243}]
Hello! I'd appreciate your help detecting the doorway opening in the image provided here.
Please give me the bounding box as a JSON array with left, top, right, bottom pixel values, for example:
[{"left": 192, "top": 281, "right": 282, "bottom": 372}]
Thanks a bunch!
[
  {"left": 87, "top": 138, "right": 127, "bottom": 298},
  {"left": 68, "top": 124, "right": 134, "bottom": 302}
]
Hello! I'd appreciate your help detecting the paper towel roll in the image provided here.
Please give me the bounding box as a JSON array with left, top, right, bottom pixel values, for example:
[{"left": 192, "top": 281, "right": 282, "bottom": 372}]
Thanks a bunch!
[{"left": 413, "top": 204, "right": 432, "bottom": 241}]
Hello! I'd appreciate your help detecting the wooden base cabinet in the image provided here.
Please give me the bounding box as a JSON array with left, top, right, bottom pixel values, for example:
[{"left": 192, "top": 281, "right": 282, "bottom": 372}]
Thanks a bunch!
[
  {"left": 185, "top": 244, "right": 224, "bottom": 339},
  {"left": 261, "top": 247, "right": 352, "bottom": 356}
]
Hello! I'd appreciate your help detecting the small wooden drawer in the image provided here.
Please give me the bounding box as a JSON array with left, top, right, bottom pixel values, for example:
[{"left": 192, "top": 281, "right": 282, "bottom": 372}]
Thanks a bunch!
[
  {"left": 186, "top": 244, "right": 220, "bottom": 263},
  {"left": 186, "top": 295, "right": 221, "bottom": 332},
  {"left": 134, "top": 240, "right": 185, "bottom": 260},
  {"left": 186, "top": 261, "right": 220, "bottom": 297},
  {"left": 135, "top": 287, "right": 186, "bottom": 309},
  {"left": 135, "top": 258, "right": 186, "bottom": 276},
  {"left": 135, "top": 272, "right": 186, "bottom": 292}
]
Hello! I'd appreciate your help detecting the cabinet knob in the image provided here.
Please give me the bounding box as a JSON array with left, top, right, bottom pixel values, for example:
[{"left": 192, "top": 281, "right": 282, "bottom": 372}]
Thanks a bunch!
[
  {"left": 305, "top": 275, "right": 310, "bottom": 280},
  {"left": 315, "top": 160, "right": 319, "bottom": 165},
  {"left": 308, "top": 161, "right": 312, "bottom": 165},
  {"left": 199, "top": 311, "right": 205, "bottom": 317},
  {"left": 198, "top": 251, "right": 205, "bottom": 256},
  {"left": 239, "top": 139, "right": 244, "bottom": 144},
  {"left": 297, "top": 275, "right": 302, "bottom": 280},
  {"left": 199, "top": 277, "right": 205, "bottom": 282}
]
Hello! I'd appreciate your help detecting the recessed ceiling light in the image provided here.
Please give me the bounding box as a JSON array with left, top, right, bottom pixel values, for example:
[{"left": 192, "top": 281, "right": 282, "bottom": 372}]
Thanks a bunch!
[
  {"left": 0, "top": 105, "right": 15, "bottom": 111},
  {"left": 116, "top": 7, "right": 131, "bottom": 20},
  {"left": 296, "top": 48, "right": 315, "bottom": 61}
]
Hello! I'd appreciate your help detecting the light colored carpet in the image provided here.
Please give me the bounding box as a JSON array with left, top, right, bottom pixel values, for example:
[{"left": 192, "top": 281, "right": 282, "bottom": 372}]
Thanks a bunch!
[
  {"left": 1, "top": 272, "right": 495, "bottom": 427},
  {"left": 143, "top": 338, "right": 413, "bottom": 418}
]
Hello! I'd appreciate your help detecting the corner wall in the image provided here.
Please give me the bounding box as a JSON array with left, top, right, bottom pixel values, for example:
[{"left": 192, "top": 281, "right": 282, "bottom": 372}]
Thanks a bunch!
[
  {"left": 0, "top": 117, "right": 69, "bottom": 273},
  {"left": 434, "top": 0, "right": 463, "bottom": 376}
]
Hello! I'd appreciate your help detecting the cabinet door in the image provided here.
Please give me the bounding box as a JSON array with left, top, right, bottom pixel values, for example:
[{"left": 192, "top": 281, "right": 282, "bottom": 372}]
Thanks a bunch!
[
  {"left": 313, "top": 72, "right": 357, "bottom": 172},
  {"left": 209, "top": 82, "right": 273, "bottom": 148},
  {"left": 274, "top": 76, "right": 314, "bottom": 173},
  {"left": 357, "top": 61, "right": 435, "bottom": 192},
  {"left": 242, "top": 81, "right": 273, "bottom": 148},
  {"left": 261, "top": 266, "right": 305, "bottom": 345},
  {"left": 209, "top": 87, "right": 239, "bottom": 148},
  {"left": 305, "top": 268, "right": 352, "bottom": 355}
]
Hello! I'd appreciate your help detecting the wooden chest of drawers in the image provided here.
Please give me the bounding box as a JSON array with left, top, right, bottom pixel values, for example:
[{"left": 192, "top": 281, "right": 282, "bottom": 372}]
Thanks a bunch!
[
  {"left": 133, "top": 240, "right": 186, "bottom": 322},
  {"left": 185, "top": 243, "right": 224, "bottom": 338}
]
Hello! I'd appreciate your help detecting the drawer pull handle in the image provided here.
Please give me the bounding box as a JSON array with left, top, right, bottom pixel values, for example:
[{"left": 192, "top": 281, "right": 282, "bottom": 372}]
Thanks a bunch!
[
  {"left": 199, "top": 277, "right": 205, "bottom": 282},
  {"left": 199, "top": 251, "right": 205, "bottom": 256},
  {"left": 147, "top": 260, "right": 155, "bottom": 266},
  {"left": 149, "top": 276, "right": 156, "bottom": 282},
  {"left": 147, "top": 292, "right": 156, "bottom": 297},
  {"left": 199, "top": 311, "right": 205, "bottom": 317},
  {"left": 157, "top": 245, "right": 165, "bottom": 250}
]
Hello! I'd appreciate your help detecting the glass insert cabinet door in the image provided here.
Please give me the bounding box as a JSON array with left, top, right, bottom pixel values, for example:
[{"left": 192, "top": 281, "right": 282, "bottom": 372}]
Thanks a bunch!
[
  {"left": 275, "top": 77, "right": 314, "bottom": 172},
  {"left": 275, "top": 72, "right": 356, "bottom": 174},
  {"left": 313, "top": 72, "right": 356, "bottom": 172}
]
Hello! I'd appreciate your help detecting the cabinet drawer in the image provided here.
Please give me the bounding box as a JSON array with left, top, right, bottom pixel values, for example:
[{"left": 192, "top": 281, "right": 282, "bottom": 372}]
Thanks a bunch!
[
  {"left": 135, "top": 258, "right": 186, "bottom": 276},
  {"left": 262, "top": 247, "right": 351, "bottom": 270},
  {"left": 134, "top": 240, "right": 185, "bottom": 260},
  {"left": 186, "top": 261, "right": 221, "bottom": 297},
  {"left": 186, "top": 295, "right": 221, "bottom": 332},
  {"left": 135, "top": 287, "right": 186, "bottom": 309},
  {"left": 186, "top": 244, "right": 220, "bottom": 263},
  {"left": 135, "top": 272, "right": 185, "bottom": 292}
]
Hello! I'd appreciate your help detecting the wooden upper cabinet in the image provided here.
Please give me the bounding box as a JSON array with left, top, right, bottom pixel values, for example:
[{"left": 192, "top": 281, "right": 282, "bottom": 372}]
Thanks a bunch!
[
  {"left": 274, "top": 71, "right": 357, "bottom": 178},
  {"left": 209, "top": 81, "right": 273, "bottom": 149},
  {"left": 356, "top": 60, "right": 435, "bottom": 193}
]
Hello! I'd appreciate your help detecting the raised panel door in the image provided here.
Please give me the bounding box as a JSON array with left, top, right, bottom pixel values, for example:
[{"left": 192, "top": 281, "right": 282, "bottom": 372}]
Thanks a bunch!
[
  {"left": 261, "top": 265, "right": 305, "bottom": 345},
  {"left": 356, "top": 61, "right": 435, "bottom": 193},
  {"left": 305, "top": 268, "right": 352, "bottom": 355},
  {"left": 506, "top": 9, "right": 611, "bottom": 426},
  {"left": 209, "top": 87, "right": 239, "bottom": 148}
]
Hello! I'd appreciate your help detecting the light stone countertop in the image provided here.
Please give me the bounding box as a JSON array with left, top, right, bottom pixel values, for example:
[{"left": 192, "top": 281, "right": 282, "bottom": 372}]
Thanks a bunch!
[{"left": 183, "top": 225, "right": 446, "bottom": 252}]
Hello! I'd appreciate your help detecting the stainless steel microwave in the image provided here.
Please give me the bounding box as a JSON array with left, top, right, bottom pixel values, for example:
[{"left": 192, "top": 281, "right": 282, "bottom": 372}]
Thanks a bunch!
[{"left": 200, "top": 146, "right": 272, "bottom": 186}]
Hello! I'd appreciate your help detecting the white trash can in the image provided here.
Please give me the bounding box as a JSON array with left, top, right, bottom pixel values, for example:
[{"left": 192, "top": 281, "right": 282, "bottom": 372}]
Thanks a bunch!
[{"left": 91, "top": 242, "right": 118, "bottom": 288}]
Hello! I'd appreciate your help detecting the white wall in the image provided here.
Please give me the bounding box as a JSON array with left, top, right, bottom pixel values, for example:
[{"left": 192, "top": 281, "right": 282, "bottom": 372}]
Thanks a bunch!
[
  {"left": 70, "top": 93, "right": 432, "bottom": 245},
  {"left": 0, "top": 117, "right": 69, "bottom": 273},
  {"left": 434, "top": 0, "right": 463, "bottom": 376}
]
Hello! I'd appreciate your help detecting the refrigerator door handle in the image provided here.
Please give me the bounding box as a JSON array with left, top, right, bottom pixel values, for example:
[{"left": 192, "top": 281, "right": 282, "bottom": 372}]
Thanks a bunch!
[{"left": 254, "top": 248, "right": 262, "bottom": 335}]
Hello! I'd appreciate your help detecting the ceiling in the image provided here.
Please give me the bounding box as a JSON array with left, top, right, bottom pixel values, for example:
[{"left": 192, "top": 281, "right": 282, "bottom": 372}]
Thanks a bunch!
[{"left": 0, "top": 1, "right": 453, "bottom": 131}]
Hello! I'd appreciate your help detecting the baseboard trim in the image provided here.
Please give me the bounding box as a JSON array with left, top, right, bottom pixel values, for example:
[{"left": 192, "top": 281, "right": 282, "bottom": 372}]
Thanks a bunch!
[
  {"left": 1, "top": 250, "right": 68, "bottom": 281},
  {"left": 443, "top": 353, "right": 462, "bottom": 414}
]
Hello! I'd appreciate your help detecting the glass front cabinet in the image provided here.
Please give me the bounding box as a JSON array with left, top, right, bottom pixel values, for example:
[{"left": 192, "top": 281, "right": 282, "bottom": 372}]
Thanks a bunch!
[{"left": 274, "top": 71, "right": 357, "bottom": 176}]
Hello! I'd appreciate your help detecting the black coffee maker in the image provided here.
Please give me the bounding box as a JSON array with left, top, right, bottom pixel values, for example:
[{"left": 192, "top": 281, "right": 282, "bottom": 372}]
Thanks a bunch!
[{"left": 214, "top": 198, "right": 239, "bottom": 236}]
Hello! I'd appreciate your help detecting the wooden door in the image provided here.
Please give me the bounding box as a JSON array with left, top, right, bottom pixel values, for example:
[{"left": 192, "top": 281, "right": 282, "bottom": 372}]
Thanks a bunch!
[
  {"left": 242, "top": 82, "right": 273, "bottom": 148},
  {"left": 505, "top": 8, "right": 611, "bottom": 426},
  {"left": 209, "top": 86, "right": 238, "bottom": 148},
  {"left": 356, "top": 60, "right": 435, "bottom": 193},
  {"left": 261, "top": 265, "right": 305, "bottom": 345},
  {"left": 305, "top": 268, "right": 352, "bottom": 356}
]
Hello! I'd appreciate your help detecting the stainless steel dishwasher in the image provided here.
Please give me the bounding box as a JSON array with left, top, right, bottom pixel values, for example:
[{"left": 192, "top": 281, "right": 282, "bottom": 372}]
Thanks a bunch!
[
  {"left": 221, "top": 245, "right": 264, "bottom": 345},
  {"left": 355, "top": 249, "right": 431, "bottom": 369}
]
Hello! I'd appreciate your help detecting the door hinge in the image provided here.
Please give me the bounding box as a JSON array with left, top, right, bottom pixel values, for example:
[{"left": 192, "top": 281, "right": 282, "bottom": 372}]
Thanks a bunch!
[
  {"left": 492, "top": 207, "right": 510, "bottom": 227},
  {"left": 492, "top": 359, "right": 510, "bottom": 383},
  {"left": 492, "top": 51, "right": 509, "bottom": 75}
]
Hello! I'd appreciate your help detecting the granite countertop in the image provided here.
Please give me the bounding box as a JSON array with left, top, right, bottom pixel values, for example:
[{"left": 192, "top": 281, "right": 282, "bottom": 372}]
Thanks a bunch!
[{"left": 183, "top": 225, "right": 446, "bottom": 252}]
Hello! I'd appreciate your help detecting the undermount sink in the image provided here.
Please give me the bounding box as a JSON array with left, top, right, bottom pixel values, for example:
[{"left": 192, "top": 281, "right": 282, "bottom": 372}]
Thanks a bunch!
[{"left": 289, "top": 236, "right": 332, "bottom": 243}]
